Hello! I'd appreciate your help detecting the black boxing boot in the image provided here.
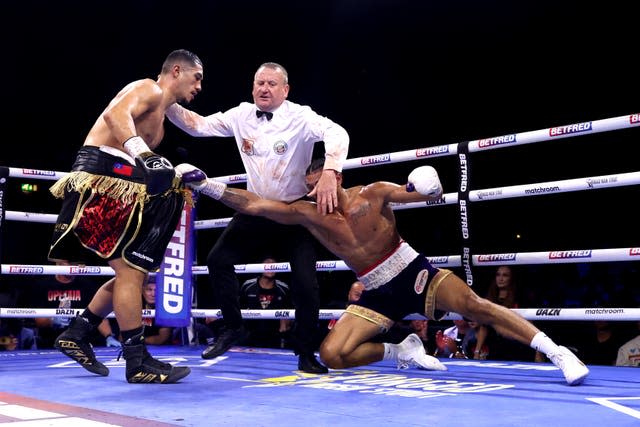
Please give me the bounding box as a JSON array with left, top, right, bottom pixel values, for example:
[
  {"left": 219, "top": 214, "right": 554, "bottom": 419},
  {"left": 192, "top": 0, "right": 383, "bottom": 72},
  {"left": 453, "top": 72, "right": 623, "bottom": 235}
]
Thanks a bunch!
[
  {"left": 122, "top": 330, "right": 190, "bottom": 384},
  {"left": 55, "top": 314, "right": 109, "bottom": 376}
]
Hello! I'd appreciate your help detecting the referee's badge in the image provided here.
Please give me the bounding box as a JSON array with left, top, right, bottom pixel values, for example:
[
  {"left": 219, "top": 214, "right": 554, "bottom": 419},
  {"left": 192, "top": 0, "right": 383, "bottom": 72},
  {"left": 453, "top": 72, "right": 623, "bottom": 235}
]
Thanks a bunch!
[
  {"left": 241, "top": 138, "right": 255, "bottom": 155},
  {"left": 273, "top": 140, "right": 288, "bottom": 155}
]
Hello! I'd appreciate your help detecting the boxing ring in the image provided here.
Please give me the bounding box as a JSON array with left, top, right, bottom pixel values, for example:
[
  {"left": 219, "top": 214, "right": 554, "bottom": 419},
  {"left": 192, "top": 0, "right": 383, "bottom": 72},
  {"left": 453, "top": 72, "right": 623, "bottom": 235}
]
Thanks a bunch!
[{"left": 1, "top": 113, "right": 639, "bottom": 426}]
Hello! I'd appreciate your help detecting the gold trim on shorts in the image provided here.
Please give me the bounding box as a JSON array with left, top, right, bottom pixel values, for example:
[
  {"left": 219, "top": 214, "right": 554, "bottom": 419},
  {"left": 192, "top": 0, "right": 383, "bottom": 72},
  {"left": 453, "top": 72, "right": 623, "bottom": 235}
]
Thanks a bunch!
[
  {"left": 425, "top": 268, "right": 453, "bottom": 320},
  {"left": 345, "top": 304, "right": 394, "bottom": 333}
]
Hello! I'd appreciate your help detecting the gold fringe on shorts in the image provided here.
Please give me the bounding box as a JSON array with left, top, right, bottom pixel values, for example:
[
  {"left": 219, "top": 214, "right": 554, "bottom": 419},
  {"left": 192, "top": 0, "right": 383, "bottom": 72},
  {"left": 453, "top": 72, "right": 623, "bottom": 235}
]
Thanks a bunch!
[{"left": 49, "top": 171, "right": 194, "bottom": 207}]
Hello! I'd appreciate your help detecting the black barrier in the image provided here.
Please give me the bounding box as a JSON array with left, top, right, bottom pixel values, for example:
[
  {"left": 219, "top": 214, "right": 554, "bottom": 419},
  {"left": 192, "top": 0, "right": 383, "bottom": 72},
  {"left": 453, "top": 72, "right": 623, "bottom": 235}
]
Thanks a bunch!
[
  {"left": 0, "top": 166, "right": 8, "bottom": 266},
  {"left": 457, "top": 142, "right": 474, "bottom": 286}
]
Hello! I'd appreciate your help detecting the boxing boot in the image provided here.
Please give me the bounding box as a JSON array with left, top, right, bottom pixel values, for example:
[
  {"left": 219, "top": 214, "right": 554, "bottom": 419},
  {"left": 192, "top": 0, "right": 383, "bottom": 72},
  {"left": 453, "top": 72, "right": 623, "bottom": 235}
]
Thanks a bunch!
[
  {"left": 548, "top": 346, "right": 589, "bottom": 385},
  {"left": 55, "top": 314, "right": 109, "bottom": 376},
  {"left": 396, "top": 333, "right": 447, "bottom": 371},
  {"left": 122, "top": 331, "right": 190, "bottom": 384}
]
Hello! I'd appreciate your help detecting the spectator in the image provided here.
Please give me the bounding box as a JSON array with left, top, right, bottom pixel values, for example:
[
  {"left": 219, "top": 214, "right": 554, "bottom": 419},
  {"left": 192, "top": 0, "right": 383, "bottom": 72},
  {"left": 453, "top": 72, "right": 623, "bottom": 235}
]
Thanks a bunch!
[
  {"left": 435, "top": 319, "right": 478, "bottom": 359},
  {"left": 409, "top": 319, "right": 436, "bottom": 354},
  {"left": 239, "top": 257, "right": 293, "bottom": 349},
  {"left": 616, "top": 321, "right": 640, "bottom": 367},
  {"left": 0, "top": 284, "right": 37, "bottom": 351},
  {"left": 140, "top": 276, "right": 173, "bottom": 345},
  {"left": 579, "top": 320, "right": 628, "bottom": 366},
  {"left": 0, "top": 320, "right": 37, "bottom": 351},
  {"left": 474, "top": 266, "right": 537, "bottom": 361}
]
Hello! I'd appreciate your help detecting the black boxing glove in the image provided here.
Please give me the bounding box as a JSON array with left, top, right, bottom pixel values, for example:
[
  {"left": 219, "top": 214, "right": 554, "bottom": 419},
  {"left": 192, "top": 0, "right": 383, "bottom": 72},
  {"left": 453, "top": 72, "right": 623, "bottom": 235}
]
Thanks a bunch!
[{"left": 123, "top": 136, "right": 175, "bottom": 196}]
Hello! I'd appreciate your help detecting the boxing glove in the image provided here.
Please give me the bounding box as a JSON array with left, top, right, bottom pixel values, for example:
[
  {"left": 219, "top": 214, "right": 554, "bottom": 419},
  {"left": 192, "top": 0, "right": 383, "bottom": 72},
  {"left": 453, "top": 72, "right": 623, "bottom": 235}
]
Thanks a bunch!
[
  {"left": 406, "top": 165, "right": 442, "bottom": 197},
  {"left": 105, "top": 334, "right": 122, "bottom": 348},
  {"left": 123, "top": 136, "right": 175, "bottom": 196},
  {"left": 175, "top": 163, "right": 227, "bottom": 200}
]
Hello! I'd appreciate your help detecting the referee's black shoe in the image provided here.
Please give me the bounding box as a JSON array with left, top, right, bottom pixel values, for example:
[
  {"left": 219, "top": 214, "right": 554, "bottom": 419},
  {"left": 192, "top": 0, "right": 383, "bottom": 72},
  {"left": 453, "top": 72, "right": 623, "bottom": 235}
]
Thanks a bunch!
[
  {"left": 201, "top": 325, "right": 248, "bottom": 359},
  {"left": 298, "top": 352, "right": 328, "bottom": 374}
]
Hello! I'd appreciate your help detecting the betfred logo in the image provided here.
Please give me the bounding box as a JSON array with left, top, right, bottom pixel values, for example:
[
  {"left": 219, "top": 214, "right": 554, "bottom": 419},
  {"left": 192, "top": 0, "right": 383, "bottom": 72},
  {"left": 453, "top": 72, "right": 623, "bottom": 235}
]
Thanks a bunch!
[
  {"left": 549, "top": 122, "right": 592, "bottom": 137},
  {"left": 360, "top": 154, "right": 390, "bottom": 165},
  {"left": 9, "top": 266, "right": 44, "bottom": 274},
  {"left": 21, "top": 169, "right": 56, "bottom": 176},
  {"left": 264, "top": 263, "right": 289, "bottom": 271},
  {"left": 316, "top": 261, "right": 337, "bottom": 269},
  {"left": 229, "top": 174, "right": 247, "bottom": 182},
  {"left": 630, "top": 248, "right": 640, "bottom": 256},
  {"left": 416, "top": 145, "right": 449, "bottom": 157},
  {"left": 549, "top": 250, "right": 592, "bottom": 259},
  {"left": 478, "top": 134, "right": 516, "bottom": 148},
  {"left": 477, "top": 254, "right": 516, "bottom": 262},
  {"left": 70, "top": 266, "right": 101, "bottom": 274},
  {"left": 630, "top": 114, "right": 640, "bottom": 124}
]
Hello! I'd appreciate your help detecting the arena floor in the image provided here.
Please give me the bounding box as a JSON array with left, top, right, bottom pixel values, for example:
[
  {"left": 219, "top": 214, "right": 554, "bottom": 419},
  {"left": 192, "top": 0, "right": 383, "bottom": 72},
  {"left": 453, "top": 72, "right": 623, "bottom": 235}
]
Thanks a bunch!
[{"left": 0, "top": 345, "right": 638, "bottom": 427}]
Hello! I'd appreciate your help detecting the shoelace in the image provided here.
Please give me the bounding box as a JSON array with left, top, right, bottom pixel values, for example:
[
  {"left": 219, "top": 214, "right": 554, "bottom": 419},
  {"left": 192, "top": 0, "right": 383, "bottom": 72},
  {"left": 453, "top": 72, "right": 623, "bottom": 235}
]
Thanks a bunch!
[{"left": 397, "top": 358, "right": 412, "bottom": 370}]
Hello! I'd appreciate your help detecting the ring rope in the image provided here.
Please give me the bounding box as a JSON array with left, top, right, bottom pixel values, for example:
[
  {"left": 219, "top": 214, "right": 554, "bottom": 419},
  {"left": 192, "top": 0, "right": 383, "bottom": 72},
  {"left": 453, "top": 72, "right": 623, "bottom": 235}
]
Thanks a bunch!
[
  {"left": 2, "top": 245, "right": 639, "bottom": 278},
  {"left": 6, "top": 171, "right": 640, "bottom": 226},
  {"left": 6, "top": 112, "right": 639, "bottom": 184},
  {"left": 0, "top": 307, "right": 637, "bottom": 322}
]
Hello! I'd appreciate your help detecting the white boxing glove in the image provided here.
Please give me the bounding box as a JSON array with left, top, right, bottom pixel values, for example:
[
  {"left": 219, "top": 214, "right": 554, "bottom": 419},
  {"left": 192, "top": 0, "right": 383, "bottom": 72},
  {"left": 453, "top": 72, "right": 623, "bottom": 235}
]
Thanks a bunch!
[
  {"left": 406, "top": 166, "right": 442, "bottom": 197},
  {"left": 175, "top": 163, "right": 227, "bottom": 200}
]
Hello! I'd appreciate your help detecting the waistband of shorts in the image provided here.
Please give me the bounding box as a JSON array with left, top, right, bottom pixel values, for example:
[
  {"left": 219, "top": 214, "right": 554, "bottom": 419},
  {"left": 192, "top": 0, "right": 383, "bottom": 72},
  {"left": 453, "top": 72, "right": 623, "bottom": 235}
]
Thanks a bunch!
[
  {"left": 72, "top": 146, "right": 144, "bottom": 183},
  {"left": 357, "top": 241, "right": 419, "bottom": 290},
  {"left": 99, "top": 145, "right": 135, "bottom": 165}
]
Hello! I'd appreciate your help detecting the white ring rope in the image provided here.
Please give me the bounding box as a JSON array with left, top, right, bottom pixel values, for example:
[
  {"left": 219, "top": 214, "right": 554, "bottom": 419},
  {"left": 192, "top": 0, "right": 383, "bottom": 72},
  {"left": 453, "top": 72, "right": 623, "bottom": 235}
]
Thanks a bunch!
[
  {"left": 2, "top": 112, "right": 639, "bottom": 321},
  {"left": 9, "top": 113, "right": 636, "bottom": 183},
  {"left": 1, "top": 307, "right": 637, "bottom": 322},
  {"left": 2, "top": 246, "right": 639, "bottom": 278},
  {"left": 6, "top": 170, "right": 640, "bottom": 226}
]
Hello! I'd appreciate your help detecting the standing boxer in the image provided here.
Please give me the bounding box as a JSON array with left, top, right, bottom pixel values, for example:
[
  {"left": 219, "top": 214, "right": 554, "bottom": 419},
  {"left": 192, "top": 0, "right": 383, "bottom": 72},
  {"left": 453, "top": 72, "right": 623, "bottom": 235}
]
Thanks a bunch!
[
  {"left": 48, "top": 49, "right": 203, "bottom": 383},
  {"left": 177, "top": 160, "right": 590, "bottom": 385}
]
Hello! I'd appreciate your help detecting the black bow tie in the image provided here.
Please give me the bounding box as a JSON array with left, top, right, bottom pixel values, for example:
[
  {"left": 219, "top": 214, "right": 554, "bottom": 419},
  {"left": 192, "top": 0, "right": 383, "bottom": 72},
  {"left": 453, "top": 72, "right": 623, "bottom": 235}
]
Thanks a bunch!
[{"left": 256, "top": 110, "right": 273, "bottom": 121}]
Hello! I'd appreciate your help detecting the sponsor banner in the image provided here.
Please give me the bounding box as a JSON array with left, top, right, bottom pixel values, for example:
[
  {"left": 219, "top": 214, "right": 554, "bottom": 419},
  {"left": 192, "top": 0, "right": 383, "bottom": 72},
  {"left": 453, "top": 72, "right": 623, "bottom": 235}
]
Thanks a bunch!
[{"left": 155, "top": 203, "right": 194, "bottom": 327}]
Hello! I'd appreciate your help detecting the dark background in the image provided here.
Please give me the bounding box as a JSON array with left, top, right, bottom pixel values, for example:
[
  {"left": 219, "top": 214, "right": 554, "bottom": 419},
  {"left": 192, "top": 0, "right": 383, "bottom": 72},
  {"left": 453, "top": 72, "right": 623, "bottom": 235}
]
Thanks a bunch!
[{"left": 1, "top": 1, "right": 639, "bottom": 307}]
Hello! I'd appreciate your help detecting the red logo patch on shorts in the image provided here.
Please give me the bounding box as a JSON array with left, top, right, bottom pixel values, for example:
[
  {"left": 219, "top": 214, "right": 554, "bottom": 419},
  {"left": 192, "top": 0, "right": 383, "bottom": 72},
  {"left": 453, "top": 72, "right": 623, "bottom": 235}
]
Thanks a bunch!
[
  {"left": 113, "top": 163, "right": 133, "bottom": 176},
  {"left": 414, "top": 269, "right": 429, "bottom": 294}
]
